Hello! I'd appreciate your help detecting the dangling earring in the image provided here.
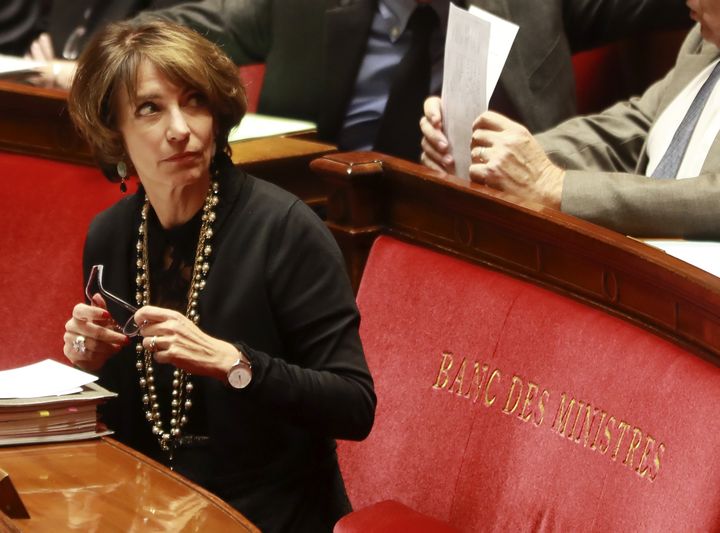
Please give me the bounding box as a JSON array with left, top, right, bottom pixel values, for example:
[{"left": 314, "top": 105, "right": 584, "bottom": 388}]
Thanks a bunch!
[{"left": 117, "top": 161, "right": 128, "bottom": 193}]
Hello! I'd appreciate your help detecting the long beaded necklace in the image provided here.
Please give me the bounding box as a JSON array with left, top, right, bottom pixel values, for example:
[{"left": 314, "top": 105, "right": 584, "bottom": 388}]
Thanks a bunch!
[{"left": 134, "top": 179, "right": 219, "bottom": 462}]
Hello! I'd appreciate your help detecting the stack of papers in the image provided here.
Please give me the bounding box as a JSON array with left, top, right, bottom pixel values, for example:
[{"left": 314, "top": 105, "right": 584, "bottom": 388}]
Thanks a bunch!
[{"left": 0, "top": 360, "right": 116, "bottom": 446}]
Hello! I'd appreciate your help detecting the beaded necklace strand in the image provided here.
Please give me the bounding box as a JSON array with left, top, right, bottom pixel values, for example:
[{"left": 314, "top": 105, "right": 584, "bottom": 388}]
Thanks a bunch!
[{"left": 134, "top": 179, "right": 219, "bottom": 462}]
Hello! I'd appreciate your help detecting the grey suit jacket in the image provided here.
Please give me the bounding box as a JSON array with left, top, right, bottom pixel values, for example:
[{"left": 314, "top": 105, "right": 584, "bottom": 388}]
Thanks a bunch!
[
  {"left": 141, "top": 0, "right": 689, "bottom": 141},
  {"left": 539, "top": 25, "right": 720, "bottom": 239}
]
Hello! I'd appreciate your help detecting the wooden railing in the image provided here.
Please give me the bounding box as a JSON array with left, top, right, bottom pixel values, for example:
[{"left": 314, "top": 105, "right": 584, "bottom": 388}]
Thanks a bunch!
[{"left": 311, "top": 151, "right": 720, "bottom": 366}]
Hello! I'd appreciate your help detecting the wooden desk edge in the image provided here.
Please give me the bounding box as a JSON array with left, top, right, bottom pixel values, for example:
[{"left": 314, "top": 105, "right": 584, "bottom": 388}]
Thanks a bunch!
[
  {"left": 311, "top": 151, "right": 720, "bottom": 365},
  {"left": 0, "top": 509, "right": 21, "bottom": 533},
  {"left": 101, "top": 437, "right": 260, "bottom": 532},
  {"left": 230, "top": 135, "right": 335, "bottom": 165}
]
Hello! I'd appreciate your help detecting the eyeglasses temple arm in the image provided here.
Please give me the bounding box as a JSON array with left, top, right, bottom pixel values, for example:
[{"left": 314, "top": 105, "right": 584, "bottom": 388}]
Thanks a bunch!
[{"left": 100, "top": 291, "right": 139, "bottom": 313}]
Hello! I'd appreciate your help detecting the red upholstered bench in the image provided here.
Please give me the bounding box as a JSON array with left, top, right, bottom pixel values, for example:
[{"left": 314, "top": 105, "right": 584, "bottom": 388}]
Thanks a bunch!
[
  {"left": 337, "top": 234, "right": 720, "bottom": 531},
  {"left": 335, "top": 500, "right": 459, "bottom": 533},
  {"left": 0, "top": 152, "right": 121, "bottom": 369}
]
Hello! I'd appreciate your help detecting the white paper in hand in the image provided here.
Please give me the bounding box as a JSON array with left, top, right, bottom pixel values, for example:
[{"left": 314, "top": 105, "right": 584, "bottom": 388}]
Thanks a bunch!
[
  {"left": 469, "top": 6, "right": 520, "bottom": 108},
  {"left": 441, "top": 5, "right": 518, "bottom": 180}
]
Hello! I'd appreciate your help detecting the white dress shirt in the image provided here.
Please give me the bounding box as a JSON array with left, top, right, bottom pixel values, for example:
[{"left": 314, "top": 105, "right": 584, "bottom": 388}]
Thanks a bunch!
[{"left": 646, "top": 58, "right": 720, "bottom": 179}]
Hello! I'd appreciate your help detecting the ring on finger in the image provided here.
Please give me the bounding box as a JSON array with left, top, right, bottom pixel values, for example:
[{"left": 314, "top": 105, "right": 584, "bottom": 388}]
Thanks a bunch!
[
  {"left": 72, "top": 335, "right": 86, "bottom": 354},
  {"left": 474, "top": 146, "right": 488, "bottom": 163},
  {"left": 149, "top": 335, "right": 158, "bottom": 353}
]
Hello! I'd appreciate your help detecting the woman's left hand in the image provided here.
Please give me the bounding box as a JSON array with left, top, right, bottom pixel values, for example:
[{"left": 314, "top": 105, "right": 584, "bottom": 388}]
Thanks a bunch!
[{"left": 134, "top": 305, "right": 240, "bottom": 382}]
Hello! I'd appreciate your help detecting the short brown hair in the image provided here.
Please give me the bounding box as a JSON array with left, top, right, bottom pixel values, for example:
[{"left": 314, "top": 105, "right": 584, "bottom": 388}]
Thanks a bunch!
[{"left": 68, "top": 20, "right": 246, "bottom": 172}]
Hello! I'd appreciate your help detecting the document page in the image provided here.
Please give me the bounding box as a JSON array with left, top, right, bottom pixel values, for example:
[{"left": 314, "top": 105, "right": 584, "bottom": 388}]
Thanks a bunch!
[
  {"left": 0, "top": 359, "right": 98, "bottom": 399},
  {"left": 441, "top": 5, "right": 518, "bottom": 179},
  {"left": 0, "top": 54, "right": 43, "bottom": 76},
  {"left": 468, "top": 6, "right": 519, "bottom": 106},
  {"left": 643, "top": 240, "right": 720, "bottom": 278}
]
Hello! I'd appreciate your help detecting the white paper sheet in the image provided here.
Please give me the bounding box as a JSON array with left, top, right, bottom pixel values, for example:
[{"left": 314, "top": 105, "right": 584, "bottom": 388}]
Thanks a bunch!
[
  {"left": 229, "top": 113, "right": 316, "bottom": 143},
  {"left": 441, "top": 5, "right": 518, "bottom": 180},
  {"left": 468, "top": 6, "right": 519, "bottom": 107},
  {"left": 643, "top": 240, "right": 720, "bottom": 278},
  {"left": 0, "top": 359, "right": 98, "bottom": 399},
  {"left": 0, "top": 54, "right": 43, "bottom": 75}
]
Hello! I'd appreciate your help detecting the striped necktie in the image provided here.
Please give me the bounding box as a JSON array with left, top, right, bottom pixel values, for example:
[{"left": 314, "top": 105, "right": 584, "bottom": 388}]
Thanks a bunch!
[{"left": 652, "top": 60, "right": 720, "bottom": 179}]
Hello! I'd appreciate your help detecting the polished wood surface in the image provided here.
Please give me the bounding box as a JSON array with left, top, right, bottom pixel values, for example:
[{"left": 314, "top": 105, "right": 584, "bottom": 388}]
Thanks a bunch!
[
  {"left": 0, "top": 510, "right": 20, "bottom": 533},
  {"left": 311, "top": 151, "right": 720, "bottom": 366},
  {"left": 0, "top": 80, "right": 89, "bottom": 165},
  {"left": 0, "top": 79, "right": 335, "bottom": 205},
  {"left": 0, "top": 437, "right": 258, "bottom": 532},
  {"left": 232, "top": 136, "right": 335, "bottom": 207}
]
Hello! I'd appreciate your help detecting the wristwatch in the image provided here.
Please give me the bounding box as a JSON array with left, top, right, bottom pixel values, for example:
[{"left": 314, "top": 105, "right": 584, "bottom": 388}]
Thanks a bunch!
[{"left": 227, "top": 357, "right": 253, "bottom": 389}]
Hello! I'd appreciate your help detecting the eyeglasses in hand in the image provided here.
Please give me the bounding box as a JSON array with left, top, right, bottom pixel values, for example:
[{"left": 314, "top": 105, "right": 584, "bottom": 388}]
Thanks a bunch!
[{"left": 85, "top": 264, "right": 142, "bottom": 337}]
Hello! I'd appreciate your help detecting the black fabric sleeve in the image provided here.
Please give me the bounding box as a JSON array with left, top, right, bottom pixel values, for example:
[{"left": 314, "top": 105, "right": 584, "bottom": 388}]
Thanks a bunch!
[{"left": 236, "top": 199, "right": 376, "bottom": 441}]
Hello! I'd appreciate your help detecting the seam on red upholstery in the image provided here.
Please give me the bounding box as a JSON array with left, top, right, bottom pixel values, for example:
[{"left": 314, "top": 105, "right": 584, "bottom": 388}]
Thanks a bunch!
[
  {"left": 588, "top": 472, "right": 610, "bottom": 531},
  {"left": 488, "top": 289, "right": 524, "bottom": 366},
  {"left": 447, "top": 289, "right": 524, "bottom": 521}
]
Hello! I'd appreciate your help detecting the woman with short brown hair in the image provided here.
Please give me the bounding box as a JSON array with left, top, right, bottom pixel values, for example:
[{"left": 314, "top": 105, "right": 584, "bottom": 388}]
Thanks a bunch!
[{"left": 63, "top": 20, "right": 375, "bottom": 532}]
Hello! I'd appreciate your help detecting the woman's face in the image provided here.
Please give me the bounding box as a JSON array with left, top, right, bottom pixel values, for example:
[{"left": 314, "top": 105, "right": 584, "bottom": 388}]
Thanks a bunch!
[
  {"left": 115, "top": 60, "right": 215, "bottom": 190},
  {"left": 688, "top": 0, "right": 720, "bottom": 46}
]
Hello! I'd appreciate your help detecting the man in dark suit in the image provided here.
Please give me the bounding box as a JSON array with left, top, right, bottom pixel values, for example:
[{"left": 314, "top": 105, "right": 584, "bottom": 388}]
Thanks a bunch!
[{"left": 140, "top": 0, "right": 688, "bottom": 159}]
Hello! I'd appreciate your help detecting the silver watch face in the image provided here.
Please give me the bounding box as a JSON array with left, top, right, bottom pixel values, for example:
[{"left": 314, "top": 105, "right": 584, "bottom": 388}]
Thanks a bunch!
[{"left": 228, "top": 364, "right": 252, "bottom": 389}]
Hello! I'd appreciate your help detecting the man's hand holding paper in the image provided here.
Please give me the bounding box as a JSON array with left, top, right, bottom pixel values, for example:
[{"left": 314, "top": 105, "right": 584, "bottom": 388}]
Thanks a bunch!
[{"left": 424, "top": 5, "right": 518, "bottom": 179}]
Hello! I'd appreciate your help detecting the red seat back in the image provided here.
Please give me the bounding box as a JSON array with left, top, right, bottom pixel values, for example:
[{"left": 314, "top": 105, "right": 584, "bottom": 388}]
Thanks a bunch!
[
  {"left": 572, "top": 30, "right": 687, "bottom": 115},
  {"left": 339, "top": 235, "right": 720, "bottom": 530},
  {"left": 238, "top": 64, "right": 265, "bottom": 114},
  {"left": 0, "top": 152, "right": 121, "bottom": 369}
]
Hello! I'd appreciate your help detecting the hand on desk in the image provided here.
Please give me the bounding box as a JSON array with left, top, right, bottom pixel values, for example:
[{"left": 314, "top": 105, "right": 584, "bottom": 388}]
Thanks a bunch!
[
  {"left": 420, "top": 96, "right": 565, "bottom": 209},
  {"left": 24, "top": 32, "right": 77, "bottom": 90}
]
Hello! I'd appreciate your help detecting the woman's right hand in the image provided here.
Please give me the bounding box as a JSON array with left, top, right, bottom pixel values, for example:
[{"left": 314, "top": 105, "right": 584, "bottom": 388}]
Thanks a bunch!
[{"left": 63, "top": 294, "right": 129, "bottom": 371}]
